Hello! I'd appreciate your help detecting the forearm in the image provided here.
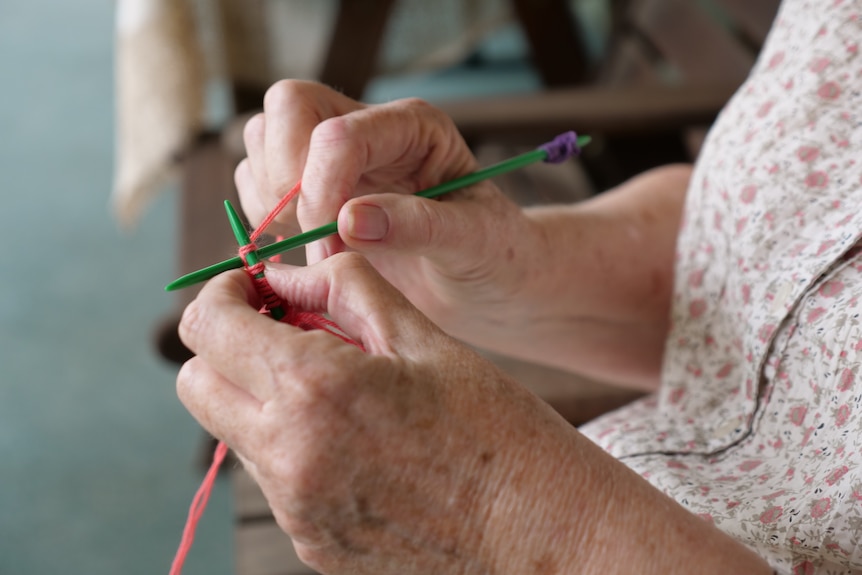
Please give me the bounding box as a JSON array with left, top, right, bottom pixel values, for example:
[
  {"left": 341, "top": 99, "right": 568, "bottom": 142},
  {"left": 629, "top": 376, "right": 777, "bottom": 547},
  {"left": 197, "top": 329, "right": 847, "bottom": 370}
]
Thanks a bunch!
[
  {"left": 474, "top": 164, "right": 691, "bottom": 390},
  {"left": 481, "top": 411, "right": 772, "bottom": 575}
]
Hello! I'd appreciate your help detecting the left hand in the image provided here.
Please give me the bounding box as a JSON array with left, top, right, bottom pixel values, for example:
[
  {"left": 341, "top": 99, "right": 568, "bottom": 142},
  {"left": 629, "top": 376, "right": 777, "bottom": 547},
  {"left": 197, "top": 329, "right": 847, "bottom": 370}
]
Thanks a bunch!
[
  {"left": 175, "top": 253, "right": 582, "bottom": 574},
  {"left": 176, "top": 254, "right": 776, "bottom": 575}
]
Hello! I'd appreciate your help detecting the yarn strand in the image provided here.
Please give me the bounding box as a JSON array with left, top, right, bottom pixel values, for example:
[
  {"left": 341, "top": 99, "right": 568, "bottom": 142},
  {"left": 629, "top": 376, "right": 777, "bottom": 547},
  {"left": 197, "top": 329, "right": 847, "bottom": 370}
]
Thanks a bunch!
[
  {"left": 168, "top": 440, "right": 228, "bottom": 575},
  {"left": 249, "top": 180, "right": 302, "bottom": 243},
  {"left": 170, "top": 180, "right": 363, "bottom": 574}
]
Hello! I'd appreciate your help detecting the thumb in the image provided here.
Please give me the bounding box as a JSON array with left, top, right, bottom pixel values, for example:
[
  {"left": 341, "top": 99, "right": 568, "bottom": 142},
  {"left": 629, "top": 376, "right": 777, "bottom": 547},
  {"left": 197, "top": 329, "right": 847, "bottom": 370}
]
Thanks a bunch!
[
  {"left": 338, "top": 190, "right": 511, "bottom": 269},
  {"left": 265, "top": 253, "right": 443, "bottom": 356}
]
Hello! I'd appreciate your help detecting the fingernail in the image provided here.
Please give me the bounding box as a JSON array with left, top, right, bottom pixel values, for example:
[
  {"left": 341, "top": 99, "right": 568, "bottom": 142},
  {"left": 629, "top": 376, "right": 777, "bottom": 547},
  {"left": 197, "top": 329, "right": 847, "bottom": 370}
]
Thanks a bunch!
[{"left": 347, "top": 204, "right": 389, "bottom": 241}]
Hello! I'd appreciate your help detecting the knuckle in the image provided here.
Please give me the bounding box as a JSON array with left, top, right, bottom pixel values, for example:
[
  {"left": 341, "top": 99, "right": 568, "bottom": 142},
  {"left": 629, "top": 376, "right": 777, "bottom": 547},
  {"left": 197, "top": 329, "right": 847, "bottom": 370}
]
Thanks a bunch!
[
  {"left": 234, "top": 160, "right": 265, "bottom": 214},
  {"left": 242, "top": 112, "right": 265, "bottom": 146},
  {"left": 330, "top": 249, "right": 369, "bottom": 268},
  {"left": 266, "top": 454, "right": 303, "bottom": 490},
  {"left": 271, "top": 505, "right": 322, "bottom": 544},
  {"left": 234, "top": 158, "right": 252, "bottom": 190},
  {"left": 263, "top": 79, "right": 306, "bottom": 112},
  {"left": 175, "top": 358, "right": 200, "bottom": 404},
  {"left": 265, "top": 450, "right": 332, "bottom": 512},
  {"left": 310, "top": 115, "right": 355, "bottom": 150},
  {"left": 401, "top": 95, "right": 432, "bottom": 107},
  {"left": 328, "top": 251, "right": 373, "bottom": 281},
  {"left": 275, "top": 509, "right": 315, "bottom": 540},
  {"left": 294, "top": 543, "right": 338, "bottom": 573},
  {"left": 396, "top": 96, "right": 435, "bottom": 114},
  {"left": 177, "top": 300, "right": 206, "bottom": 348},
  {"left": 398, "top": 96, "right": 453, "bottom": 128},
  {"left": 415, "top": 197, "right": 445, "bottom": 246}
]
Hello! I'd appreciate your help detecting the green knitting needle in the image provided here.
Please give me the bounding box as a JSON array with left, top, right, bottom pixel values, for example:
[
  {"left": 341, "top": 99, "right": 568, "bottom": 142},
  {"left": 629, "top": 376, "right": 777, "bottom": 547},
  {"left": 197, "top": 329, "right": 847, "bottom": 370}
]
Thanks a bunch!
[
  {"left": 224, "top": 199, "right": 285, "bottom": 320},
  {"left": 165, "top": 132, "right": 591, "bottom": 292}
]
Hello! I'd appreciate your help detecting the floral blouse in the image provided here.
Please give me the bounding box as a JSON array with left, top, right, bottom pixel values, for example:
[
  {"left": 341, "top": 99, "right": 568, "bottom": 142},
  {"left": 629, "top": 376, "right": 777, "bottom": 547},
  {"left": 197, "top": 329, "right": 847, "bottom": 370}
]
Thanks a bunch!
[{"left": 579, "top": 1, "right": 862, "bottom": 573}]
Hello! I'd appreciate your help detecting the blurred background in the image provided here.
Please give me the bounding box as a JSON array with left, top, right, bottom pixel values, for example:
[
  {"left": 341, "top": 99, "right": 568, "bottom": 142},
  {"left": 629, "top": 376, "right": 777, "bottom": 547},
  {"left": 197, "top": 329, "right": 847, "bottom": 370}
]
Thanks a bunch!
[
  {"left": 0, "top": 1, "right": 575, "bottom": 573},
  {"left": 0, "top": 0, "right": 773, "bottom": 573},
  {"left": 0, "top": 1, "right": 234, "bottom": 574}
]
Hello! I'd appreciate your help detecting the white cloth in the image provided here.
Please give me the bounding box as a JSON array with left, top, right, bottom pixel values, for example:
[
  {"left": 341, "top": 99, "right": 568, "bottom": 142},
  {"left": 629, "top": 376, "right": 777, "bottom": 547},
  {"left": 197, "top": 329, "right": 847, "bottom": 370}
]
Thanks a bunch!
[
  {"left": 581, "top": 1, "right": 862, "bottom": 573},
  {"left": 112, "top": 0, "right": 205, "bottom": 228},
  {"left": 111, "top": 0, "right": 513, "bottom": 228}
]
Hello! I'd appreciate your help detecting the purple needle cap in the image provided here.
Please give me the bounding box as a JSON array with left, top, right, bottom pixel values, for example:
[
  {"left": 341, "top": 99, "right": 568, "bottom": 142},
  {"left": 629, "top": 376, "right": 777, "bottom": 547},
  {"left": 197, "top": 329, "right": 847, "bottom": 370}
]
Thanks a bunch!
[{"left": 538, "top": 131, "right": 581, "bottom": 164}]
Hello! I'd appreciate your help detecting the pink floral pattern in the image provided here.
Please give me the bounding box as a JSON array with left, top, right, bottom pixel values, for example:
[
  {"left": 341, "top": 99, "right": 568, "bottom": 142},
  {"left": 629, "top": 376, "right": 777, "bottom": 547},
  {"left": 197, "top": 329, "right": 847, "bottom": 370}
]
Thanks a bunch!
[{"left": 580, "top": 1, "right": 862, "bottom": 573}]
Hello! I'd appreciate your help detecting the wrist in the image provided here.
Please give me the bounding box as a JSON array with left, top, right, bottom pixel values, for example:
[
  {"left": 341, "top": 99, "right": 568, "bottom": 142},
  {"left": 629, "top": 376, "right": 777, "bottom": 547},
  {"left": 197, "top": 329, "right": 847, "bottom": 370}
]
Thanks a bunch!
[
  {"left": 471, "top": 404, "right": 773, "bottom": 575},
  {"left": 472, "top": 398, "right": 605, "bottom": 574}
]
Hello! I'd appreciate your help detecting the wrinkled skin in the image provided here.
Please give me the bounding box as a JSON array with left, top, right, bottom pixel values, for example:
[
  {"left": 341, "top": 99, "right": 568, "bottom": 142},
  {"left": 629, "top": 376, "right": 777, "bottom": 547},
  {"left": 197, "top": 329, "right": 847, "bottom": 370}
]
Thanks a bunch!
[{"left": 177, "top": 258, "right": 591, "bottom": 574}]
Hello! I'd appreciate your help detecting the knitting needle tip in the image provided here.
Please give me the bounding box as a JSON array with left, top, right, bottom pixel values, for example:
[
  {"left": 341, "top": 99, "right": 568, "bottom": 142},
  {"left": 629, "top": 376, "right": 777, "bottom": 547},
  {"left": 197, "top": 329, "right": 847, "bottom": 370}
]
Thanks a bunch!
[
  {"left": 224, "top": 200, "right": 286, "bottom": 320},
  {"left": 224, "top": 200, "right": 249, "bottom": 245},
  {"left": 164, "top": 256, "right": 243, "bottom": 291},
  {"left": 162, "top": 202, "right": 255, "bottom": 292}
]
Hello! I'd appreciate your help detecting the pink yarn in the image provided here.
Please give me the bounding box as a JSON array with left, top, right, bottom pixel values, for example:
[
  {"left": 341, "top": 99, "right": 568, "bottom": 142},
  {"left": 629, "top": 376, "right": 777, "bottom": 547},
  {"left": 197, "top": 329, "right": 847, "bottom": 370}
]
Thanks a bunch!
[
  {"left": 170, "top": 180, "right": 363, "bottom": 574},
  {"left": 168, "top": 441, "right": 228, "bottom": 575},
  {"left": 249, "top": 180, "right": 302, "bottom": 244}
]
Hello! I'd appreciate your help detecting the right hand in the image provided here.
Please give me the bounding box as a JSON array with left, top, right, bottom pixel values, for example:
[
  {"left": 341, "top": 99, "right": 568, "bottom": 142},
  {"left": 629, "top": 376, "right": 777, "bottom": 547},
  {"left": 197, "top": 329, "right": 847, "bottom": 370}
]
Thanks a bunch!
[{"left": 235, "top": 80, "right": 548, "bottom": 344}]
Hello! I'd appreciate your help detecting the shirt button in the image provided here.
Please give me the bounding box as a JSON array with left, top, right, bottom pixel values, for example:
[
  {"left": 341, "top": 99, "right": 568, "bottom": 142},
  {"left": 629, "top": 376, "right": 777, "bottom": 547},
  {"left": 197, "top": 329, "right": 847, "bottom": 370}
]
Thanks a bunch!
[
  {"left": 770, "top": 280, "right": 793, "bottom": 314},
  {"left": 712, "top": 416, "right": 744, "bottom": 440}
]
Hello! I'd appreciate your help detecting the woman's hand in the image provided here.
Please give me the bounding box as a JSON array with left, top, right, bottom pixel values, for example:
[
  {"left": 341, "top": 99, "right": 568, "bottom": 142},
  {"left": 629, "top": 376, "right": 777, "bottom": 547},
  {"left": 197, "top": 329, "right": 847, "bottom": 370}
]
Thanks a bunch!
[
  {"left": 234, "top": 80, "right": 692, "bottom": 389},
  {"left": 175, "top": 255, "right": 774, "bottom": 575},
  {"left": 235, "top": 80, "right": 545, "bottom": 347},
  {"left": 175, "top": 254, "right": 584, "bottom": 573}
]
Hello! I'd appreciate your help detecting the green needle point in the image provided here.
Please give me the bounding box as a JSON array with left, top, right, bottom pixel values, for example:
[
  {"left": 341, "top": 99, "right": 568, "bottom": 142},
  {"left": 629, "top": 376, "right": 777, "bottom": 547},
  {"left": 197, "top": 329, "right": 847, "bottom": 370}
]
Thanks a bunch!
[
  {"left": 166, "top": 132, "right": 591, "bottom": 292},
  {"left": 165, "top": 256, "right": 245, "bottom": 291},
  {"left": 224, "top": 200, "right": 285, "bottom": 321}
]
